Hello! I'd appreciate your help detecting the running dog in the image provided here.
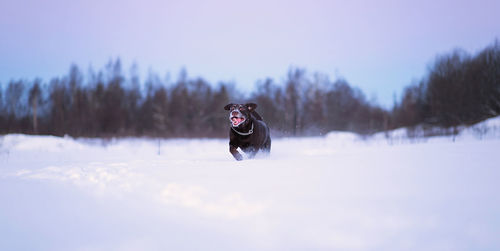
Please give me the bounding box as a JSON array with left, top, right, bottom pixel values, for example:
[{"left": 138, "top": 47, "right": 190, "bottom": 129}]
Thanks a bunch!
[{"left": 224, "top": 103, "right": 271, "bottom": 161}]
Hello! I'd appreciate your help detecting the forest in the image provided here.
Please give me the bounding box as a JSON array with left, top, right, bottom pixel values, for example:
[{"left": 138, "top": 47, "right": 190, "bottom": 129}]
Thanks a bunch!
[{"left": 0, "top": 40, "right": 499, "bottom": 138}]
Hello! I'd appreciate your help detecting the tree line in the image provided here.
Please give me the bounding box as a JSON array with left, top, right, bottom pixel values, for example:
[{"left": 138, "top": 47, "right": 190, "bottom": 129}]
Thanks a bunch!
[
  {"left": 392, "top": 40, "right": 500, "bottom": 131},
  {"left": 1, "top": 39, "right": 499, "bottom": 138}
]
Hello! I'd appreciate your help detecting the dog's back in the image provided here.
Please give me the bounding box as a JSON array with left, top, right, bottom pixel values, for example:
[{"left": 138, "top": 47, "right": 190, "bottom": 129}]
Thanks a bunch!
[{"left": 252, "top": 111, "right": 263, "bottom": 121}]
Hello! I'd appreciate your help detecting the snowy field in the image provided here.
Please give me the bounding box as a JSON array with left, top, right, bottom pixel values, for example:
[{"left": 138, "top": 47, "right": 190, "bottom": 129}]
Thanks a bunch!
[{"left": 1, "top": 117, "right": 500, "bottom": 251}]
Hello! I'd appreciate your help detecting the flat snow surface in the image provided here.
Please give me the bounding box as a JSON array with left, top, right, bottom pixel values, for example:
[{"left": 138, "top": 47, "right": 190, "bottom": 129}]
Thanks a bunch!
[{"left": 1, "top": 118, "right": 500, "bottom": 251}]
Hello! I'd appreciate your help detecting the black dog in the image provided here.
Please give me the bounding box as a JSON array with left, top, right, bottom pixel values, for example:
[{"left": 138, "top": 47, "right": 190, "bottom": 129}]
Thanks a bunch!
[{"left": 224, "top": 103, "right": 271, "bottom": 161}]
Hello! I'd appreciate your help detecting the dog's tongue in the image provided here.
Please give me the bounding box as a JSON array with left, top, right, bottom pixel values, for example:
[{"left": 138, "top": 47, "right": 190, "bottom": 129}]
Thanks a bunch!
[{"left": 232, "top": 117, "right": 244, "bottom": 125}]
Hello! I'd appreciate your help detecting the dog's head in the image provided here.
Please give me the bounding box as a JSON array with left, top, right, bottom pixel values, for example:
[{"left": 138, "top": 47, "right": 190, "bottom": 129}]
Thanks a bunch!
[{"left": 224, "top": 103, "right": 257, "bottom": 127}]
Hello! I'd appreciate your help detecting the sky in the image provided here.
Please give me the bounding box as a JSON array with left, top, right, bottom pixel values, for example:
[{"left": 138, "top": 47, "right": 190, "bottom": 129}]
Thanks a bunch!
[{"left": 0, "top": 0, "right": 499, "bottom": 107}]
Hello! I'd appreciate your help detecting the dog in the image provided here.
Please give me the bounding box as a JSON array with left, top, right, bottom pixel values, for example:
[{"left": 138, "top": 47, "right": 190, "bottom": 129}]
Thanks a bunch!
[{"left": 224, "top": 103, "right": 271, "bottom": 161}]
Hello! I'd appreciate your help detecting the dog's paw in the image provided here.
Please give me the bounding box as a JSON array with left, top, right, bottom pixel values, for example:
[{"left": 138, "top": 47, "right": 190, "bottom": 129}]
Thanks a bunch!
[{"left": 234, "top": 153, "right": 243, "bottom": 161}]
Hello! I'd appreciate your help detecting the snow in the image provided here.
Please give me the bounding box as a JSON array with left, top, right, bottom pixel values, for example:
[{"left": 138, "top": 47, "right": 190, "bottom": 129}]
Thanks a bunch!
[{"left": 1, "top": 118, "right": 500, "bottom": 251}]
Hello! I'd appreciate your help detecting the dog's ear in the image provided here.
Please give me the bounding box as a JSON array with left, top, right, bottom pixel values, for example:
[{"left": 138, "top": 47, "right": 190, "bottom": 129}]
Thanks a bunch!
[
  {"left": 224, "top": 103, "right": 234, "bottom": 110},
  {"left": 245, "top": 103, "right": 257, "bottom": 111}
]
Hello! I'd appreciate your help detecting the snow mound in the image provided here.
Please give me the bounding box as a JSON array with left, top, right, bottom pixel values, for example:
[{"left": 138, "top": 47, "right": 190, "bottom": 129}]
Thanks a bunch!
[
  {"left": 461, "top": 115, "right": 500, "bottom": 139},
  {"left": 1, "top": 134, "right": 90, "bottom": 152}
]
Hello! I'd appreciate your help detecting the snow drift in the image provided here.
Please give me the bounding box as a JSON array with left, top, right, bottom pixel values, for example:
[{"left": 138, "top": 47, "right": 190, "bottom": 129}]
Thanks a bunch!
[{"left": 1, "top": 117, "right": 500, "bottom": 251}]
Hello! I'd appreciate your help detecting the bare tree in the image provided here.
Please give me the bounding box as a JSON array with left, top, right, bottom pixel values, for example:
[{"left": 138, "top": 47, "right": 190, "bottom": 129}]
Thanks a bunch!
[
  {"left": 28, "top": 79, "right": 42, "bottom": 133},
  {"left": 285, "top": 68, "right": 305, "bottom": 136}
]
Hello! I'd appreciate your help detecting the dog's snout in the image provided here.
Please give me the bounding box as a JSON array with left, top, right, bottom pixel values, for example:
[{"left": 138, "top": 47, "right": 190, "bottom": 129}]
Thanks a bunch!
[{"left": 231, "top": 111, "right": 239, "bottom": 116}]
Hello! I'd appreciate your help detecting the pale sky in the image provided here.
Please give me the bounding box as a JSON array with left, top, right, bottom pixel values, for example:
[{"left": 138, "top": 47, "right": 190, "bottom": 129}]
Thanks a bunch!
[{"left": 1, "top": 0, "right": 499, "bottom": 106}]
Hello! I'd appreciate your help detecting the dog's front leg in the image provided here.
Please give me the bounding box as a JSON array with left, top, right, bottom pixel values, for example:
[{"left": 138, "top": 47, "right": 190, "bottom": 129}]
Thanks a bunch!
[{"left": 229, "top": 145, "right": 243, "bottom": 161}]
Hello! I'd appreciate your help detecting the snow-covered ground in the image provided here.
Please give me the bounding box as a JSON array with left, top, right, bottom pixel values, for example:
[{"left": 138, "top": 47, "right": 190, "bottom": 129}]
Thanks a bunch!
[{"left": 1, "top": 117, "right": 500, "bottom": 251}]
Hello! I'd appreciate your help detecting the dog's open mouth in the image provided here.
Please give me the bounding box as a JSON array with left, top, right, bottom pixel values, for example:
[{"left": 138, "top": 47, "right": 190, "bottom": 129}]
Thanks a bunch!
[{"left": 231, "top": 116, "right": 245, "bottom": 126}]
